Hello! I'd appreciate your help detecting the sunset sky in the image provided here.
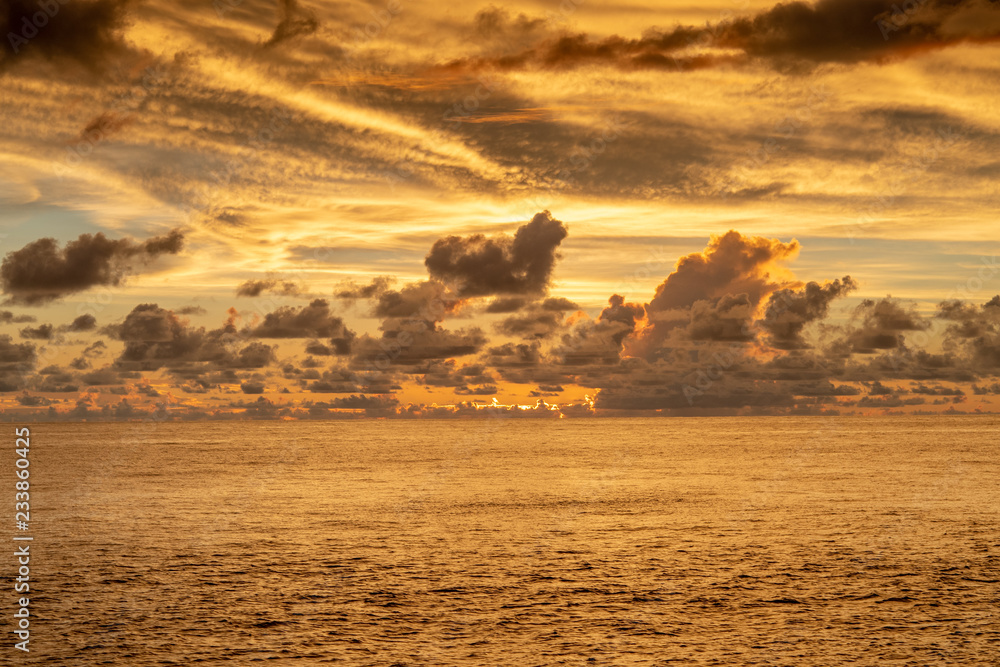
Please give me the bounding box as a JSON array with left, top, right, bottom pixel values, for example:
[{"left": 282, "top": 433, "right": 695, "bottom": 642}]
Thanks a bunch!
[{"left": 1, "top": 0, "right": 999, "bottom": 419}]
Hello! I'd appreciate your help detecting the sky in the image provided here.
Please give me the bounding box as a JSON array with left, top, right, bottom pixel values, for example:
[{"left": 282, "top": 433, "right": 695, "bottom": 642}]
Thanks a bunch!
[{"left": 1, "top": 0, "right": 999, "bottom": 420}]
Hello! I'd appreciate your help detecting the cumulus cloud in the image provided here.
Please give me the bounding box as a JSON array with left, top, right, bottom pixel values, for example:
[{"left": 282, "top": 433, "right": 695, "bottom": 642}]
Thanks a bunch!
[
  {"left": 373, "top": 281, "right": 460, "bottom": 319},
  {"left": 494, "top": 297, "right": 582, "bottom": 339},
  {"left": 647, "top": 231, "right": 799, "bottom": 312},
  {"left": 1, "top": 229, "right": 184, "bottom": 305},
  {"left": 66, "top": 314, "right": 98, "bottom": 332},
  {"left": 113, "top": 303, "right": 275, "bottom": 377},
  {"left": 0, "top": 335, "right": 35, "bottom": 391},
  {"left": 425, "top": 211, "right": 568, "bottom": 297},
  {"left": 353, "top": 318, "right": 488, "bottom": 366},
  {"left": 761, "top": 276, "right": 858, "bottom": 349},
  {"left": 841, "top": 297, "right": 930, "bottom": 353},
  {"left": 630, "top": 230, "right": 798, "bottom": 358},
  {"left": 249, "top": 299, "right": 355, "bottom": 353},
  {"left": 938, "top": 295, "right": 1000, "bottom": 368}
]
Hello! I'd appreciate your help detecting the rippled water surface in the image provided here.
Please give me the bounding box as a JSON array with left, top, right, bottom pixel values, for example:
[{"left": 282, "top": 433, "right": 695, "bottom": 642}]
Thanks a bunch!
[{"left": 7, "top": 416, "right": 1000, "bottom": 664}]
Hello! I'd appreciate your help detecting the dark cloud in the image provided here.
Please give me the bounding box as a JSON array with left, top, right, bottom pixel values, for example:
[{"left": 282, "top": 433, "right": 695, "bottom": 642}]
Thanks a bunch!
[
  {"left": 0, "top": 334, "right": 35, "bottom": 391},
  {"left": 686, "top": 294, "right": 756, "bottom": 343},
  {"left": 761, "top": 276, "right": 858, "bottom": 349},
  {"left": 241, "top": 381, "right": 266, "bottom": 394},
  {"left": 842, "top": 298, "right": 930, "bottom": 353},
  {"left": 417, "top": 360, "right": 497, "bottom": 389},
  {"left": 438, "top": 0, "right": 1000, "bottom": 74},
  {"left": 251, "top": 299, "right": 345, "bottom": 338},
  {"left": 910, "top": 382, "right": 964, "bottom": 396},
  {"left": 1, "top": 229, "right": 184, "bottom": 305},
  {"left": 334, "top": 276, "right": 395, "bottom": 301},
  {"left": 373, "top": 281, "right": 459, "bottom": 319},
  {"left": 485, "top": 296, "right": 531, "bottom": 313},
  {"left": 302, "top": 366, "right": 400, "bottom": 394},
  {"left": 425, "top": 211, "right": 568, "bottom": 297},
  {"left": 264, "top": 0, "right": 318, "bottom": 47},
  {"left": 353, "top": 318, "right": 488, "bottom": 366},
  {"left": 249, "top": 299, "right": 354, "bottom": 354},
  {"left": 113, "top": 303, "right": 275, "bottom": 376},
  {"left": 937, "top": 295, "right": 1000, "bottom": 368},
  {"left": 177, "top": 306, "right": 207, "bottom": 316},
  {"left": 594, "top": 295, "right": 645, "bottom": 347},
  {"left": 19, "top": 323, "right": 53, "bottom": 340},
  {"left": 70, "top": 340, "right": 107, "bottom": 371},
  {"left": 0, "top": 310, "right": 35, "bottom": 324},
  {"left": 0, "top": 0, "right": 132, "bottom": 72},
  {"left": 236, "top": 278, "right": 301, "bottom": 297},
  {"left": 494, "top": 299, "right": 578, "bottom": 339},
  {"left": 482, "top": 341, "right": 542, "bottom": 368},
  {"left": 66, "top": 314, "right": 98, "bottom": 332},
  {"left": 16, "top": 392, "right": 52, "bottom": 407}
]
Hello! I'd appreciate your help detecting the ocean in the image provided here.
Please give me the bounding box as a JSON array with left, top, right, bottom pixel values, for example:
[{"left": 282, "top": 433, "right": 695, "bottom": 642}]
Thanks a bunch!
[{"left": 6, "top": 416, "right": 999, "bottom": 664}]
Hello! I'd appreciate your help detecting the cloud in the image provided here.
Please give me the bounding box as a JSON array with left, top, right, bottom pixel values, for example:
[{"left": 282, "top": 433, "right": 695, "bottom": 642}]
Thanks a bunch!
[
  {"left": 1, "top": 229, "right": 184, "bottom": 305},
  {"left": 70, "top": 340, "right": 107, "bottom": 371},
  {"left": 18, "top": 323, "right": 52, "bottom": 340},
  {"left": 66, "top": 314, "right": 98, "bottom": 332},
  {"left": 485, "top": 296, "right": 531, "bottom": 313},
  {"left": 938, "top": 295, "right": 1000, "bottom": 368},
  {"left": 0, "top": 311, "right": 35, "bottom": 324},
  {"left": 761, "top": 276, "right": 858, "bottom": 349},
  {"left": 0, "top": 0, "right": 132, "bottom": 72},
  {"left": 249, "top": 299, "right": 355, "bottom": 355},
  {"left": 841, "top": 297, "right": 930, "bottom": 353},
  {"left": 437, "top": 0, "right": 1000, "bottom": 74},
  {"left": 0, "top": 335, "right": 35, "bottom": 391},
  {"left": 630, "top": 231, "right": 799, "bottom": 359},
  {"left": 113, "top": 303, "right": 275, "bottom": 376},
  {"left": 236, "top": 278, "right": 301, "bottom": 297},
  {"left": 353, "top": 318, "right": 488, "bottom": 366},
  {"left": 425, "top": 211, "right": 568, "bottom": 297},
  {"left": 647, "top": 231, "right": 799, "bottom": 312},
  {"left": 16, "top": 392, "right": 52, "bottom": 407},
  {"left": 685, "top": 294, "right": 757, "bottom": 343},
  {"left": 494, "top": 297, "right": 582, "bottom": 339},
  {"left": 372, "top": 281, "right": 460, "bottom": 319},
  {"left": 334, "top": 276, "right": 395, "bottom": 301}
]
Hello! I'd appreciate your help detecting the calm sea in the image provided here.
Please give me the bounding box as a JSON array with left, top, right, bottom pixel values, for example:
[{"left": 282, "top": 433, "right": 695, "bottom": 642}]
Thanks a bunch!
[{"left": 5, "top": 416, "right": 999, "bottom": 665}]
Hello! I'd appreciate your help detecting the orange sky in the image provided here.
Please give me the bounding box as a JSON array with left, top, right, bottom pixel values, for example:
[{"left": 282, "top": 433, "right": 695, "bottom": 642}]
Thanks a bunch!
[{"left": 1, "top": 0, "right": 999, "bottom": 419}]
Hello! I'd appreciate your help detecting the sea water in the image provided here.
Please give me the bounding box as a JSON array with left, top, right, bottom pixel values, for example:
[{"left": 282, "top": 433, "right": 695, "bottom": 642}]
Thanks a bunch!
[{"left": 6, "top": 416, "right": 999, "bottom": 664}]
